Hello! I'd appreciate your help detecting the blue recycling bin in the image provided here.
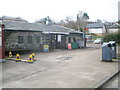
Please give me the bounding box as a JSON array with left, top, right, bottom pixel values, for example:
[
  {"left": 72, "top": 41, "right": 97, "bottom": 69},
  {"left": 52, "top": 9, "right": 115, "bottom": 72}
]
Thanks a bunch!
[
  {"left": 102, "top": 42, "right": 112, "bottom": 61},
  {"left": 109, "top": 41, "right": 116, "bottom": 59}
]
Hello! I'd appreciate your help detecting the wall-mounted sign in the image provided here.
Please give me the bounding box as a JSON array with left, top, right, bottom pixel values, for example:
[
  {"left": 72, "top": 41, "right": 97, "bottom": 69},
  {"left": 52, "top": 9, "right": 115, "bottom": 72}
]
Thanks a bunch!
[
  {"left": 43, "top": 45, "right": 49, "bottom": 51},
  {"left": 58, "top": 35, "right": 61, "bottom": 42}
]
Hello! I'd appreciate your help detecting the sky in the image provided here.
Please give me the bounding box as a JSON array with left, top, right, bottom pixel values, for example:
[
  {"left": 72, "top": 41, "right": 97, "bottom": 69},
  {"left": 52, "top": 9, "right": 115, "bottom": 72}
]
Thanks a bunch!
[{"left": 0, "top": 0, "right": 119, "bottom": 23}]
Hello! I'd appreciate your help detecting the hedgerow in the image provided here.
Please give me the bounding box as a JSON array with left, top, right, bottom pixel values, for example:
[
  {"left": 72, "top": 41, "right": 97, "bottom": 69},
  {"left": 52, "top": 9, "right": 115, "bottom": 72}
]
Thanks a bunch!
[{"left": 103, "top": 31, "right": 120, "bottom": 43}]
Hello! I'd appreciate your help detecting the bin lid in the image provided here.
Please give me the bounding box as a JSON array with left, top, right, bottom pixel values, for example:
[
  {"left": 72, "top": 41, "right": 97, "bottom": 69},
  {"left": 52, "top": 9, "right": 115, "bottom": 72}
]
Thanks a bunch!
[
  {"left": 102, "top": 42, "right": 109, "bottom": 47},
  {"left": 102, "top": 43, "right": 111, "bottom": 47},
  {"left": 109, "top": 41, "right": 115, "bottom": 43}
]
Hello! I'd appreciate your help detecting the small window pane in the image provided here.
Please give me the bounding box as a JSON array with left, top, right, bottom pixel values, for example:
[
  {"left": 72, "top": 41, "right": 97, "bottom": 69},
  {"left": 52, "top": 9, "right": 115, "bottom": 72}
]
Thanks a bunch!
[
  {"left": 73, "top": 37, "right": 76, "bottom": 42},
  {"left": 18, "top": 36, "right": 23, "bottom": 44},
  {"left": 27, "top": 36, "right": 32, "bottom": 43},
  {"left": 36, "top": 36, "right": 40, "bottom": 43},
  {"left": 68, "top": 37, "right": 71, "bottom": 43}
]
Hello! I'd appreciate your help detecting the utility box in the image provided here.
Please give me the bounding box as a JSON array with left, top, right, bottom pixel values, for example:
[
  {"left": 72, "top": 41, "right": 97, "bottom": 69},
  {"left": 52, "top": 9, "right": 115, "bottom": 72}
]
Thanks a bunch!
[
  {"left": 71, "top": 43, "right": 78, "bottom": 49},
  {"left": 102, "top": 42, "right": 112, "bottom": 61},
  {"left": 109, "top": 41, "right": 116, "bottom": 59}
]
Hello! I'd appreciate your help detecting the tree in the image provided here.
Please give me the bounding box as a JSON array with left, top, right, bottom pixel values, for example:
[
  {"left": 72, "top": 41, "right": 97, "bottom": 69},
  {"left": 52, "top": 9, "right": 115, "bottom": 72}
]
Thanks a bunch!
[
  {"left": 57, "top": 11, "right": 90, "bottom": 31},
  {"left": 76, "top": 11, "right": 89, "bottom": 32},
  {"left": 82, "top": 12, "right": 89, "bottom": 20}
]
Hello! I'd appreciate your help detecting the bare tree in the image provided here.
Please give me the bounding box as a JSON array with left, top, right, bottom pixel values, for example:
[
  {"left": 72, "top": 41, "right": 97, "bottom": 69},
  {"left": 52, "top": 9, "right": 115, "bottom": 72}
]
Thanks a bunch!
[{"left": 57, "top": 11, "right": 89, "bottom": 31}]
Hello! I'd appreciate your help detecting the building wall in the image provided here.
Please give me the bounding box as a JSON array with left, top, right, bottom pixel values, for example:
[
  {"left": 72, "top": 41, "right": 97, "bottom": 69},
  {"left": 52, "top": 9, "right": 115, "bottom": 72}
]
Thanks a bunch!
[
  {"left": 89, "top": 28, "right": 106, "bottom": 34},
  {"left": 5, "top": 31, "right": 43, "bottom": 51},
  {"left": 94, "top": 33, "right": 103, "bottom": 36},
  {"left": 5, "top": 30, "right": 85, "bottom": 51},
  {"left": 5, "top": 31, "right": 68, "bottom": 51},
  {"left": 107, "top": 28, "right": 118, "bottom": 33},
  {"left": 66, "top": 33, "right": 85, "bottom": 48}
]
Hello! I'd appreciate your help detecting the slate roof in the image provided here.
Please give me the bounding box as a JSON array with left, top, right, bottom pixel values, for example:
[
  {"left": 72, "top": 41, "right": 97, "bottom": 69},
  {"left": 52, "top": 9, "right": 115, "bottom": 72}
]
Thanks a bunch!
[
  {"left": 86, "top": 23, "right": 105, "bottom": 28},
  {"left": 105, "top": 24, "right": 120, "bottom": 29},
  {"left": 2, "top": 20, "right": 83, "bottom": 34}
]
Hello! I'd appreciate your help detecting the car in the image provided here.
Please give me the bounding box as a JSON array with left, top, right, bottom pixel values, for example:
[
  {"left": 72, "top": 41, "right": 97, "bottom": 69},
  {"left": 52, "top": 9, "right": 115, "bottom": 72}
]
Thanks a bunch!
[{"left": 93, "top": 38, "right": 102, "bottom": 44}]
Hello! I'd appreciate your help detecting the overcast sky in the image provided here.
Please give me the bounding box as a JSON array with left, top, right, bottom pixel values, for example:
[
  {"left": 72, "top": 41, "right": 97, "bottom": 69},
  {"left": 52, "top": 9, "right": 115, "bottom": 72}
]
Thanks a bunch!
[{"left": 0, "top": 0, "right": 119, "bottom": 22}]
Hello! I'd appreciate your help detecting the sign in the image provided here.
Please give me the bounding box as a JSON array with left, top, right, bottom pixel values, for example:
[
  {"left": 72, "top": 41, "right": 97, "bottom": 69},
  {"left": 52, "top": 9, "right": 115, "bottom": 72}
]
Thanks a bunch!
[
  {"left": 68, "top": 43, "right": 72, "bottom": 50},
  {"left": 85, "top": 28, "right": 88, "bottom": 31},
  {"left": 44, "top": 45, "right": 49, "bottom": 51},
  {"left": 57, "top": 35, "right": 61, "bottom": 42},
  {"left": 83, "top": 33, "right": 86, "bottom": 38}
]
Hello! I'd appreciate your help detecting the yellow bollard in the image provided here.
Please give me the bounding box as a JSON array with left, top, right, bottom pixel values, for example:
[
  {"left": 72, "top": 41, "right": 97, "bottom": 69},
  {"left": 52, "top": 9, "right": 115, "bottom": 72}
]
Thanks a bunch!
[
  {"left": 9, "top": 51, "right": 13, "bottom": 58},
  {"left": 32, "top": 53, "right": 36, "bottom": 61},
  {"left": 27, "top": 54, "right": 33, "bottom": 63},
  {"left": 15, "top": 54, "right": 21, "bottom": 62}
]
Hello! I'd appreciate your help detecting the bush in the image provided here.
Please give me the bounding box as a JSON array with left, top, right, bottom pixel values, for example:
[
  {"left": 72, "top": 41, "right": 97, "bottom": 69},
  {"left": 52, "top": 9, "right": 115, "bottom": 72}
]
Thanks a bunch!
[
  {"left": 103, "top": 31, "right": 120, "bottom": 43},
  {"left": 92, "top": 35, "right": 102, "bottom": 41}
]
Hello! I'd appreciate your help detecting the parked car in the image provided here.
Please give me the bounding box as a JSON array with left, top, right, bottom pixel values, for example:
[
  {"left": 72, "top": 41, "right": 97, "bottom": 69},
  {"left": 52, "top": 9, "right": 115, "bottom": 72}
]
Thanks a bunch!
[{"left": 93, "top": 38, "right": 102, "bottom": 44}]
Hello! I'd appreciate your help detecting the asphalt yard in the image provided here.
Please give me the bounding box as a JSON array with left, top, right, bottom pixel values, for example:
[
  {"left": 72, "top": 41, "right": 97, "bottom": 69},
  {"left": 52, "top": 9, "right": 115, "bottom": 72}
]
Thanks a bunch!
[{"left": 2, "top": 44, "right": 118, "bottom": 88}]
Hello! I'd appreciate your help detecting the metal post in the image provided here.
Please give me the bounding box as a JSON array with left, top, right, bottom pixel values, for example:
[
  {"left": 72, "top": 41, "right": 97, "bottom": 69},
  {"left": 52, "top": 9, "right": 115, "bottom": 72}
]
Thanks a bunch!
[{"left": 1, "top": 24, "right": 5, "bottom": 59}]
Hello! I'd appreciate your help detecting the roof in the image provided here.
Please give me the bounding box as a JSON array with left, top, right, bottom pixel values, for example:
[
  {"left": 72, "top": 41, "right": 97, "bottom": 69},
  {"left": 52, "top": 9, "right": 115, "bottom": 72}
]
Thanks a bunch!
[
  {"left": 1, "top": 20, "right": 83, "bottom": 34},
  {"left": 105, "top": 24, "right": 120, "bottom": 29},
  {"left": 86, "top": 23, "right": 105, "bottom": 28},
  {"left": 0, "top": 16, "right": 28, "bottom": 22}
]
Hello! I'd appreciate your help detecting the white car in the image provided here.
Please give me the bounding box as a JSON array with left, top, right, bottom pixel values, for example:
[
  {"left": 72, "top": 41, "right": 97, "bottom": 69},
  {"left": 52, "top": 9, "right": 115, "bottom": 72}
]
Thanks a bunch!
[{"left": 94, "top": 38, "right": 102, "bottom": 44}]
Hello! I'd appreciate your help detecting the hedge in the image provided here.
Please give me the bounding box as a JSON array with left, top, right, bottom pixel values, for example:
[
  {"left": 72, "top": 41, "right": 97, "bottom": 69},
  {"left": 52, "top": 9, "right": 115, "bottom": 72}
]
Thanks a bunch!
[{"left": 103, "top": 31, "right": 120, "bottom": 43}]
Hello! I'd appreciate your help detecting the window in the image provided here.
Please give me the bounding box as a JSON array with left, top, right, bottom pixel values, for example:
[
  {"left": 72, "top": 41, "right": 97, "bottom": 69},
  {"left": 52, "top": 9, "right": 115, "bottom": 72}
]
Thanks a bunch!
[
  {"left": 73, "top": 37, "right": 76, "bottom": 42},
  {"left": 36, "top": 36, "right": 40, "bottom": 43},
  {"left": 27, "top": 36, "right": 32, "bottom": 44},
  {"left": 68, "top": 37, "right": 71, "bottom": 43},
  {"left": 18, "top": 36, "right": 23, "bottom": 44}
]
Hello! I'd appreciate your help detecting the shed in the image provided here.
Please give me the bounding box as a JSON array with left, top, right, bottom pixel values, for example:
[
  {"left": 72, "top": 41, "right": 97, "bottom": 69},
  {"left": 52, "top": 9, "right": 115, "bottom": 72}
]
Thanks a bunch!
[{"left": 2, "top": 20, "right": 85, "bottom": 51}]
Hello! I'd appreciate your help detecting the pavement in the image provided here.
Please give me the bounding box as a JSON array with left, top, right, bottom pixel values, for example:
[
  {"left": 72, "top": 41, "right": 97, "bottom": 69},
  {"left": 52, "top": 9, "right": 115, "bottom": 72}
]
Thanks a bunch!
[
  {"left": 102, "top": 72, "right": 120, "bottom": 88},
  {"left": 2, "top": 44, "right": 119, "bottom": 88}
]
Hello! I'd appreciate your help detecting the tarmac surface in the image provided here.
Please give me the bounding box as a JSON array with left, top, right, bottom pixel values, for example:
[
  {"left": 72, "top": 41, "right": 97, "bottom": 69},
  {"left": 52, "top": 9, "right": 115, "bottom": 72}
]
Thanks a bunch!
[{"left": 2, "top": 44, "right": 119, "bottom": 88}]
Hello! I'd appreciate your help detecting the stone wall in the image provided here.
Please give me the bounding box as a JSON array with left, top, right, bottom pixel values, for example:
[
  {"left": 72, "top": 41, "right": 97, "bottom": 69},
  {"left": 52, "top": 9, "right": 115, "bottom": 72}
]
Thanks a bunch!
[
  {"left": 5, "top": 30, "right": 85, "bottom": 51},
  {"left": 5, "top": 31, "right": 42, "bottom": 51}
]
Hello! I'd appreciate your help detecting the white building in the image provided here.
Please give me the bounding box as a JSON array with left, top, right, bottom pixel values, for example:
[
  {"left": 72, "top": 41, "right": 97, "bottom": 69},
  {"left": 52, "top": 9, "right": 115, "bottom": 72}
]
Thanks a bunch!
[
  {"left": 86, "top": 23, "right": 119, "bottom": 36},
  {"left": 86, "top": 23, "right": 106, "bottom": 36}
]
